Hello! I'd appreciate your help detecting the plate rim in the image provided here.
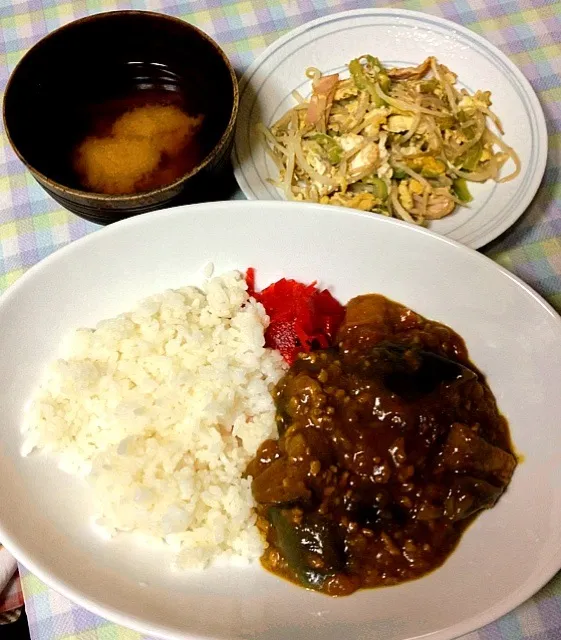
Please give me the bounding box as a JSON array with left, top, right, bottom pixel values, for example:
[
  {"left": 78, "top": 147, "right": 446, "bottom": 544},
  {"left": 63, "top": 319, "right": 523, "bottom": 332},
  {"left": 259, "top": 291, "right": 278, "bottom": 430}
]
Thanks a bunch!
[
  {"left": 232, "top": 7, "right": 548, "bottom": 250},
  {"left": 1, "top": 200, "right": 561, "bottom": 640}
]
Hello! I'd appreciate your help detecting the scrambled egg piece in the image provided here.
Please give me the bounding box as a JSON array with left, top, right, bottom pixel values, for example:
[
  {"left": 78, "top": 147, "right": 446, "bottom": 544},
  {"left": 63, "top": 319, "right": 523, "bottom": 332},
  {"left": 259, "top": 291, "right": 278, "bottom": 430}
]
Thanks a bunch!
[
  {"left": 444, "top": 128, "right": 468, "bottom": 145},
  {"left": 302, "top": 148, "right": 336, "bottom": 197},
  {"left": 338, "top": 133, "right": 363, "bottom": 154},
  {"left": 327, "top": 192, "right": 377, "bottom": 211},
  {"left": 458, "top": 90, "right": 492, "bottom": 112},
  {"left": 377, "top": 163, "right": 393, "bottom": 181},
  {"left": 334, "top": 79, "right": 359, "bottom": 101},
  {"left": 297, "top": 110, "right": 309, "bottom": 130},
  {"left": 480, "top": 146, "right": 492, "bottom": 162},
  {"left": 385, "top": 114, "right": 414, "bottom": 133},
  {"left": 348, "top": 142, "right": 380, "bottom": 178},
  {"left": 327, "top": 112, "right": 348, "bottom": 134},
  {"left": 399, "top": 145, "right": 422, "bottom": 157},
  {"left": 433, "top": 85, "right": 444, "bottom": 99},
  {"left": 409, "top": 179, "right": 424, "bottom": 195},
  {"left": 376, "top": 132, "right": 392, "bottom": 181},
  {"left": 398, "top": 181, "right": 414, "bottom": 211},
  {"left": 305, "top": 146, "right": 331, "bottom": 176},
  {"left": 408, "top": 156, "right": 446, "bottom": 177},
  {"left": 345, "top": 98, "right": 361, "bottom": 116},
  {"left": 361, "top": 107, "right": 390, "bottom": 138},
  {"left": 336, "top": 134, "right": 381, "bottom": 180}
]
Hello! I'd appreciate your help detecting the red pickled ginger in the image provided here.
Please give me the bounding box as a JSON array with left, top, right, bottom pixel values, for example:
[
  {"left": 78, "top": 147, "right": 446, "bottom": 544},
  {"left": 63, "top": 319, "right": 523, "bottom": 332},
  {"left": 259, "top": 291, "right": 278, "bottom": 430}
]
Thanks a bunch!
[{"left": 246, "top": 268, "right": 344, "bottom": 365}]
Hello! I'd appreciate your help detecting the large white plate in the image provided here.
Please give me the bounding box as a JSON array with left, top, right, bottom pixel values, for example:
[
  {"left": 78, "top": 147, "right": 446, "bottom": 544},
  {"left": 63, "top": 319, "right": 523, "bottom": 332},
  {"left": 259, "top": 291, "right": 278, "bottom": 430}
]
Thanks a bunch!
[
  {"left": 1, "top": 201, "right": 561, "bottom": 640},
  {"left": 232, "top": 9, "right": 548, "bottom": 249}
]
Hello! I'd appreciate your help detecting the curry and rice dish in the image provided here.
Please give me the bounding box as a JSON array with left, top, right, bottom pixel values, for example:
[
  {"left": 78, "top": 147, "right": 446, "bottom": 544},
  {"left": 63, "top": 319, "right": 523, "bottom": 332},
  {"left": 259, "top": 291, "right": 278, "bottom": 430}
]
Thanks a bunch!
[
  {"left": 22, "top": 269, "right": 516, "bottom": 594},
  {"left": 261, "top": 55, "right": 520, "bottom": 223}
]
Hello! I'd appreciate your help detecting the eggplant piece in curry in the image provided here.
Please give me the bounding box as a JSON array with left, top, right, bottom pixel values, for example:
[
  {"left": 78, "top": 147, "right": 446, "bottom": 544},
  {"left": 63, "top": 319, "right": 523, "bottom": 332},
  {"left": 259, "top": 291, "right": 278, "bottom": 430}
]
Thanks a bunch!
[{"left": 246, "top": 294, "right": 516, "bottom": 596}]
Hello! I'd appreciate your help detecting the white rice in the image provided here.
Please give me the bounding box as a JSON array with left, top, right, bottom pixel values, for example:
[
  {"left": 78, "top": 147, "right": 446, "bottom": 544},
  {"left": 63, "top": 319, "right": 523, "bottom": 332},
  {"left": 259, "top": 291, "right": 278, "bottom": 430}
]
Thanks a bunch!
[{"left": 21, "top": 270, "right": 286, "bottom": 568}]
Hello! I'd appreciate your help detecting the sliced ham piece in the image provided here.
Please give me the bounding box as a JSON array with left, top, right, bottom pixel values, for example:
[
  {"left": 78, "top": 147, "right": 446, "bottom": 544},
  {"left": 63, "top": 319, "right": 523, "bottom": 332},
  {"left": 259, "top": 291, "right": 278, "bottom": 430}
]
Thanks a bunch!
[
  {"left": 305, "top": 73, "right": 339, "bottom": 131},
  {"left": 387, "top": 57, "right": 433, "bottom": 80}
]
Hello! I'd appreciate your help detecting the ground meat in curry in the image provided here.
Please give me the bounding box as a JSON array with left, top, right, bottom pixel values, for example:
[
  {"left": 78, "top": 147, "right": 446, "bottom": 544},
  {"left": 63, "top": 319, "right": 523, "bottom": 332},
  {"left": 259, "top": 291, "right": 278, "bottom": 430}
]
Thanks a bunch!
[{"left": 246, "top": 294, "right": 516, "bottom": 596}]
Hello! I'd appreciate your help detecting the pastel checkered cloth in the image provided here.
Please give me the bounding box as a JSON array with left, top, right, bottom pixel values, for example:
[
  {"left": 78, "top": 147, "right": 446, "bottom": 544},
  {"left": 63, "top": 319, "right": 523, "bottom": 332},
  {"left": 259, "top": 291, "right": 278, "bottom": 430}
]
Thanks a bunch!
[{"left": 1, "top": 0, "right": 560, "bottom": 639}]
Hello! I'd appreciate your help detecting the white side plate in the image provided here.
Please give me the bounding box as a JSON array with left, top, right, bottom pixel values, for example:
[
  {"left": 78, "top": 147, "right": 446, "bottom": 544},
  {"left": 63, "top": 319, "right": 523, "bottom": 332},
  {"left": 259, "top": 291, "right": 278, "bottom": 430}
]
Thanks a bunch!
[{"left": 233, "top": 9, "right": 548, "bottom": 249}]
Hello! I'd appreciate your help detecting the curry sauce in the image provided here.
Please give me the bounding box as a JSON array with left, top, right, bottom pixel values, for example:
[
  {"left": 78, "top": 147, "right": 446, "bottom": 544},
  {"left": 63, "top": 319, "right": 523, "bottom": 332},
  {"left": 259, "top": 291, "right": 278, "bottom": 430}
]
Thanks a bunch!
[{"left": 246, "top": 294, "right": 516, "bottom": 596}]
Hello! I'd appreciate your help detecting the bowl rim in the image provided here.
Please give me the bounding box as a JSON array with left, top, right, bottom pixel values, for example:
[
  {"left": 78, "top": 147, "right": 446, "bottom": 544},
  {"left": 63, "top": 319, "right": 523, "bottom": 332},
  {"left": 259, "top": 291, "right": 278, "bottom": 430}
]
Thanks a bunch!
[{"left": 2, "top": 9, "right": 240, "bottom": 202}]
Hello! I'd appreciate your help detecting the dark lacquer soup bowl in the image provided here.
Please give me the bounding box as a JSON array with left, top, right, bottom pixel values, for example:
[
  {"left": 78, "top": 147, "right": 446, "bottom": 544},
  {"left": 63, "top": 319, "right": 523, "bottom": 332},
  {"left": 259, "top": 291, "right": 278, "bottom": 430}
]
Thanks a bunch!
[{"left": 3, "top": 11, "right": 239, "bottom": 224}]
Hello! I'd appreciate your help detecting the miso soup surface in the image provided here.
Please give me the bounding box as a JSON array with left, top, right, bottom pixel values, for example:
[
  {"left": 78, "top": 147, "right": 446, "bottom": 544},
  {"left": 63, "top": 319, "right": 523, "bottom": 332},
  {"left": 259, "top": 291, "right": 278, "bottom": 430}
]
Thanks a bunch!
[{"left": 71, "top": 88, "right": 205, "bottom": 195}]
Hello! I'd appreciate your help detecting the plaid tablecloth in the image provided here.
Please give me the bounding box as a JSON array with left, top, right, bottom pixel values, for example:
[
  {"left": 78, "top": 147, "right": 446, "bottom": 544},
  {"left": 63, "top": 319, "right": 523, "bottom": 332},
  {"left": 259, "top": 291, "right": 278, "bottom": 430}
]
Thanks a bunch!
[{"left": 1, "top": 0, "right": 560, "bottom": 638}]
